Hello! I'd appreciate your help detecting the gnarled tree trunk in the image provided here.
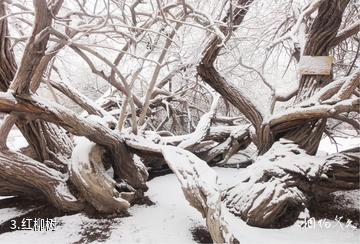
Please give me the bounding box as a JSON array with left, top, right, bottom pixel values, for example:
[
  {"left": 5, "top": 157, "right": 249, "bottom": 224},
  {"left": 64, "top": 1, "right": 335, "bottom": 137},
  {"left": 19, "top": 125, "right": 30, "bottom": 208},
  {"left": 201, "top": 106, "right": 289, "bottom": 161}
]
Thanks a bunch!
[{"left": 224, "top": 140, "right": 359, "bottom": 228}]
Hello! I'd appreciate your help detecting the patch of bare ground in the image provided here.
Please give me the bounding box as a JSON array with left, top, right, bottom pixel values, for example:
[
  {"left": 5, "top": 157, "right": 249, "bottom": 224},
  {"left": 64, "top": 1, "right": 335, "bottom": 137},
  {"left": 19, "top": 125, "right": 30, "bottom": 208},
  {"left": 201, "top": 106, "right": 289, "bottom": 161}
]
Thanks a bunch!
[
  {"left": 72, "top": 218, "right": 121, "bottom": 244},
  {"left": 191, "top": 225, "right": 213, "bottom": 244}
]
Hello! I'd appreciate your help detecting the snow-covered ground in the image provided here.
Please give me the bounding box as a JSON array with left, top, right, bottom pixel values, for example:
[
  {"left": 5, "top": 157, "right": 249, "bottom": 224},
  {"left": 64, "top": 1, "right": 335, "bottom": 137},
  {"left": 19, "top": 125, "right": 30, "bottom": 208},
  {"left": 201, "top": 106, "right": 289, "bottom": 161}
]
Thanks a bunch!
[
  {"left": 318, "top": 135, "right": 359, "bottom": 155},
  {"left": 0, "top": 167, "right": 359, "bottom": 244},
  {"left": 6, "top": 129, "right": 28, "bottom": 151},
  {"left": 0, "top": 130, "right": 359, "bottom": 243}
]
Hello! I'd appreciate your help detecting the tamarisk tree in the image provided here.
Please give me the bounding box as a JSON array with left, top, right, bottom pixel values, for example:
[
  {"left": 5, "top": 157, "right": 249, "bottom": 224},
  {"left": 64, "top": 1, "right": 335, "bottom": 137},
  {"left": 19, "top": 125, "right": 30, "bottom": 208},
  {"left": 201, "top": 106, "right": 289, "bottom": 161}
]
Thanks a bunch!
[
  {"left": 198, "top": 0, "right": 359, "bottom": 227},
  {"left": 0, "top": 0, "right": 358, "bottom": 242}
]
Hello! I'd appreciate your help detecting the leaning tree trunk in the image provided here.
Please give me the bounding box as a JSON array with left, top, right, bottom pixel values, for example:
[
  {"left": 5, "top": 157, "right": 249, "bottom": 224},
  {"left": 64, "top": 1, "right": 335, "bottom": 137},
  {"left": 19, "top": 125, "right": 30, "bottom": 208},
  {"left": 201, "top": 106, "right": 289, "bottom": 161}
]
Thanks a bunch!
[
  {"left": 0, "top": 0, "right": 147, "bottom": 214},
  {"left": 125, "top": 135, "right": 240, "bottom": 243},
  {"left": 0, "top": 91, "right": 149, "bottom": 213}
]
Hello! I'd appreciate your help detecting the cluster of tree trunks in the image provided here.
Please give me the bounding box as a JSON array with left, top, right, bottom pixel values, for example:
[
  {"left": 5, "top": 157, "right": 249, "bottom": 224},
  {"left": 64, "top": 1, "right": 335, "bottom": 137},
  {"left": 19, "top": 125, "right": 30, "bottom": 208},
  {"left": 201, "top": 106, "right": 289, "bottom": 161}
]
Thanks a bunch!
[
  {"left": 197, "top": 0, "right": 359, "bottom": 228},
  {"left": 0, "top": 0, "right": 358, "bottom": 242}
]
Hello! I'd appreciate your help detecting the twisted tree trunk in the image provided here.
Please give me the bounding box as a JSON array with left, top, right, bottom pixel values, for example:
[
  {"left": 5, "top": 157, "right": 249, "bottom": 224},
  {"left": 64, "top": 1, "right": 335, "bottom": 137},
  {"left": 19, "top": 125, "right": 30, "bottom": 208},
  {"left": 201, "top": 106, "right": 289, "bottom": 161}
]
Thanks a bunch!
[
  {"left": 224, "top": 140, "right": 359, "bottom": 228},
  {"left": 0, "top": 149, "right": 83, "bottom": 211},
  {"left": 0, "top": 0, "right": 73, "bottom": 164},
  {"left": 284, "top": 0, "right": 350, "bottom": 155},
  {"left": 198, "top": 0, "right": 358, "bottom": 228},
  {"left": 0, "top": 0, "right": 147, "bottom": 214}
]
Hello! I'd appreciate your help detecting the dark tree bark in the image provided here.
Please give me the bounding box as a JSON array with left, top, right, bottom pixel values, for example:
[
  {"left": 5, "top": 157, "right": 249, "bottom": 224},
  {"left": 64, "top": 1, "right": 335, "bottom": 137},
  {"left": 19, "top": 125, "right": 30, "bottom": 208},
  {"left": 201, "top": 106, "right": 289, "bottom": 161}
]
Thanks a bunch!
[{"left": 286, "top": 0, "right": 351, "bottom": 155}]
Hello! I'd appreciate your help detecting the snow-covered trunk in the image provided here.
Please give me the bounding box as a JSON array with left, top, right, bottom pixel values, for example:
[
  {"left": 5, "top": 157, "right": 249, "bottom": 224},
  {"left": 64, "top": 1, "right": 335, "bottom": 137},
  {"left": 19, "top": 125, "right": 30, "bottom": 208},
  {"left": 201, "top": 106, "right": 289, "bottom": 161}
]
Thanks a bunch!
[
  {"left": 224, "top": 140, "right": 359, "bottom": 228},
  {"left": 282, "top": 0, "right": 350, "bottom": 155},
  {"left": 0, "top": 1, "right": 73, "bottom": 164},
  {"left": 0, "top": 149, "right": 83, "bottom": 211},
  {"left": 69, "top": 138, "right": 131, "bottom": 213},
  {"left": 0, "top": 91, "right": 151, "bottom": 214},
  {"left": 162, "top": 146, "right": 239, "bottom": 243},
  {"left": 125, "top": 136, "right": 239, "bottom": 243}
]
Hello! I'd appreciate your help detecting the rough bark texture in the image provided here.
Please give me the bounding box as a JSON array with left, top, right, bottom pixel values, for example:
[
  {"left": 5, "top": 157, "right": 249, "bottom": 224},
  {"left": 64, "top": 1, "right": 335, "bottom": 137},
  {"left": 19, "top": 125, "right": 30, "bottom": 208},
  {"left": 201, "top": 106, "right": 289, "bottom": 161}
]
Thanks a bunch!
[
  {"left": 0, "top": 92, "right": 148, "bottom": 209},
  {"left": 69, "top": 138, "right": 130, "bottom": 213},
  {"left": 9, "top": 0, "right": 52, "bottom": 94},
  {"left": 287, "top": 0, "right": 351, "bottom": 154},
  {"left": 0, "top": 149, "right": 83, "bottom": 211},
  {"left": 198, "top": 0, "right": 352, "bottom": 155},
  {"left": 0, "top": 1, "right": 16, "bottom": 91},
  {"left": 125, "top": 136, "right": 239, "bottom": 243},
  {"left": 225, "top": 140, "right": 359, "bottom": 228},
  {"left": 0, "top": 0, "right": 73, "bottom": 164}
]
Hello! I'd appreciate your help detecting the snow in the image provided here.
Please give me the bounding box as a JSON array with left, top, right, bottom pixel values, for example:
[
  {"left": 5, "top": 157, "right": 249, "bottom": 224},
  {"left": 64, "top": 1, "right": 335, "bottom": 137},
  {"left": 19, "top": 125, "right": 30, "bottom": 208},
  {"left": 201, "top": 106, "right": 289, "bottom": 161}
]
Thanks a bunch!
[
  {"left": 0, "top": 168, "right": 358, "bottom": 244},
  {"left": 318, "top": 135, "right": 360, "bottom": 154},
  {"left": 0, "top": 207, "right": 29, "bottom": 225},
  {"left": 70, "top": 137, "right": 95, "bottom": 187},
  {"left": 72, "top": 137, "right": 94, "bottom": 167},
  {"left": 6, "top": 129, "right": 28, "bottom": 151},
  {"left": 0, "top": 92, "right": 16, "bottom": 103},
  {"left": 0, "top": 129, "right": 358, "bottom": 243},
  {"left": 177, "top": 95, "right": 219, "bottom": 149}
]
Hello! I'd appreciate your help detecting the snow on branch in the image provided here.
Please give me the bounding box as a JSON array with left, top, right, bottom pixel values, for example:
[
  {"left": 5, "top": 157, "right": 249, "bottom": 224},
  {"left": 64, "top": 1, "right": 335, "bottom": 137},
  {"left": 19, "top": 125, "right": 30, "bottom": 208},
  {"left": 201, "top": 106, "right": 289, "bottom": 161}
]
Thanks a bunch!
[
  {"left": 0, "top": 92, "right": 120, "bottom": 144},
  {"left": 162, "top": 146, "right": 239, "bottom": 243},
  {"left": 124, "top": 135, "right": 239, "bottom": 243},
  {"left": 49, "top": 79, "right": 108, "bottom": 117},
  {"left": 269, "top": 97, "right": 359, "bottom": 128},
  {"left": 267, "top": 0, "right": 322, "bottom": 51},
  {"left": 178, "top": 94, "right": 220, "bottom": 149},
  {"left": 225, "top": 139, "right": 359, "bottom": 228},
  {"left": 70, "top": 137, "right": 130, "bottom": 213},
  {"left": 268, "top": 69, "right": 360, "bottom": 128}
]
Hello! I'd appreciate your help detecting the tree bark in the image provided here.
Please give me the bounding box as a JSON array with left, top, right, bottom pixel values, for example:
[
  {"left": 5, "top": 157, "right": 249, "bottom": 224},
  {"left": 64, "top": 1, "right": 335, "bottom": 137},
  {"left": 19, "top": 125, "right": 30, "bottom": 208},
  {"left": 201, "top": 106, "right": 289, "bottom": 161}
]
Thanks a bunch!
[
  {"left": 0, "top": 1, "right": 16, "bottom": 91},
  {"left": 287, "top": 0, "right": 351, "bottom": 154},
  {"left": 224, "top": 140, "right": 359, "bottom": 228},
  {"left": 125, "top": 136, "right": 240, "bottom": 243},
  {"left": 69, "top": 138, "right": 130, "bottom": 213},
  {"left": 0, "top": 0, "right": 73, "bottom": 164},
  {"left": 0, "top": 149, "right": 83, "bottom": 211}
]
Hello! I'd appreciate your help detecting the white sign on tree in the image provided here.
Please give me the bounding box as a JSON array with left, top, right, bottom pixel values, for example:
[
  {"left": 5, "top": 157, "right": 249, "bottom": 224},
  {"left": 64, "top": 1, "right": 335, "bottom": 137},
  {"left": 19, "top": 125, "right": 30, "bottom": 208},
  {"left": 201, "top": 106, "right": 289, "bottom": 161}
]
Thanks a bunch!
[{"left": 298, "top": 56, "right": 333, "bottom": 75}]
